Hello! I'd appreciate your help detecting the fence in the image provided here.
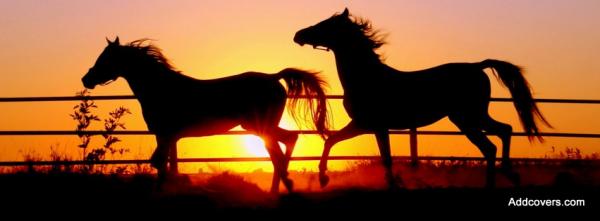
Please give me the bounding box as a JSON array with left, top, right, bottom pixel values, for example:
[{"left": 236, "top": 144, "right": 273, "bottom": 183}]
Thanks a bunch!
[{"left": 1, "top": 95, "right": 600, "bottom": 169}]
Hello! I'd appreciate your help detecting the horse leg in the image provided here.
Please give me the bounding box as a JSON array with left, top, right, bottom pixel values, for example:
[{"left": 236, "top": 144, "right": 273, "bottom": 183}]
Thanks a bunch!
[
  {"left": 483, "top": 116, "right": 520, "bottom": 186},
  {"left": 451, "top": 117, "right": 497, "bottom": 188},
  {"left": 320, "top": 121, "right": 366, "bottom": 187},
  {"left": 150, "top": 136, "right": 170, "bottom": 187},
  {"left": 374, "top": 129, "right": 399, "bottom": 189},
  {"left": 167, "top": 139, "right": 179, "bottom": 175},
  {"left": 264, "top": 135, "right": 294, "bottom": 193},
  {"left": 275, "top": 127, "right": 298, "bottom": 166},
  {"left": 269, "top": 128, "right": 298, "bottom": 192},
  {"left": 467, "top": 130, "right": 497, "bottom": 188}
]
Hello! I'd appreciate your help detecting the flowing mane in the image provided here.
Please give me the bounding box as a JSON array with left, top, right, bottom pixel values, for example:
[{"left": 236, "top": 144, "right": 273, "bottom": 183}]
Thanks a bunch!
[
  {"left": 125, "top": 39, "right": 179, "bottom": 72},
  {"left": 295, "top": 8, "right": 550, "bottom": 188},
  {"left": 83, "top": 37, "right": 333, "bottom": 193},
  {"left": 340, "top": 13, "right": 386, "bottom": 50}
]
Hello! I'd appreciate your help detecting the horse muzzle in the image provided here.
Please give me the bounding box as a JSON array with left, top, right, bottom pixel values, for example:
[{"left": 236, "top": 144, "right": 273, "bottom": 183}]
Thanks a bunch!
[
  {"left": 82, "top": 75, "right": 96, "bottom": 89},
  {"left": 293, "top": 32, "right": 306, "bottom": 46}
]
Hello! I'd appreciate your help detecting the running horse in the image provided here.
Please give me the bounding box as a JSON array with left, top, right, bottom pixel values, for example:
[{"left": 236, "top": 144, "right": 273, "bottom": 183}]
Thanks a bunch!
[
  {"left": 82, "top": 37, "right": 330, "bottom": 193},
  {"left": 294, "top": 8, "right": 551, "bottom": 188}
]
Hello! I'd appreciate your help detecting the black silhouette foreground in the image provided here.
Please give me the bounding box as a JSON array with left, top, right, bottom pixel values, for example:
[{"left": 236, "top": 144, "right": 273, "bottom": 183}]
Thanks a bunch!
[
  {"left": 2, "top": 170, "right": 597, "bottom": 214},
  {"left": 294, "top": 8, "right": 552, "bottom": 188},
  {"left": 82, "top": 37, "right": 330, "bottom": 193}
]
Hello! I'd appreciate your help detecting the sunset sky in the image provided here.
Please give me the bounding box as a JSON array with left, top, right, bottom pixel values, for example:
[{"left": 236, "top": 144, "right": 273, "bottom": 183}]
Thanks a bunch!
[{"left": 1, "top": 0, "right": 599, "bottom": 173}]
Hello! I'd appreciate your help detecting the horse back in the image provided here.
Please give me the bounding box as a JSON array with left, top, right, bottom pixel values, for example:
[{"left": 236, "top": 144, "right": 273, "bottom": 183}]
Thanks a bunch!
[
  {"left": 139, "top": 72, "right": 287, "bottom": 136},
  {"left": 342, "top": 62, "right": 491, "bottom": 129}
]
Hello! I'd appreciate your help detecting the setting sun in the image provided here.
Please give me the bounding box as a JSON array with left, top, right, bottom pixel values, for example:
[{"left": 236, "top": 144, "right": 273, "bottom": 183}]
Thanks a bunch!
[
  {"left": 0, "top": 0, "right": 599, "bottom": 177},
  {"left": 1, "top": 1, "right": 599, "bottom": 213},
  {"left": 242, "top": 135, "right": 268, "bottom": 157}
]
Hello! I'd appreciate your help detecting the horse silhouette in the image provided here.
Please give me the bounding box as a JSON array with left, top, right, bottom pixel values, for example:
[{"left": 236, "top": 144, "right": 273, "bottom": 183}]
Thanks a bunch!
[
  {"left": 82, "top": 37, "right": 330, "bottom": 193},
  {"left": 294, "top": 8, "right": 552, "bottom": 188}
]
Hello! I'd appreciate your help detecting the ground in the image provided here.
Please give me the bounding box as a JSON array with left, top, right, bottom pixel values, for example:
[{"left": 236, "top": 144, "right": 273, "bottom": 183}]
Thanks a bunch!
[{"left": 0, "top": 160, "right": 598, "bottom": 216}]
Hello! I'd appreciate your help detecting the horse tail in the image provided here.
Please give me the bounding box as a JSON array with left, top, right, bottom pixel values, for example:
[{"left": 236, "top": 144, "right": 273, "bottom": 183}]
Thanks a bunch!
[
  {"left": 480, "top": 59, "right": 552, "bottom": 142},
  {"left": 275, "top": 68, "right": 330, "bottom": 139}
]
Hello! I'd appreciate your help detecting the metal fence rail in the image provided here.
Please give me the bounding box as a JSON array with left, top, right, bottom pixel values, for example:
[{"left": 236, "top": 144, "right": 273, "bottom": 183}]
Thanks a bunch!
[
  {"left": 1, "top": 94, "right": 599, "bottom": 167},
  {"left": 2, "top": 95, "right": 600, "bottom": 104},
  {"left": 1, "top": 130, "right": 600, "bottom": 138},
  {"left": 2, "top": 156, "right": 600, "bottom": 167}
]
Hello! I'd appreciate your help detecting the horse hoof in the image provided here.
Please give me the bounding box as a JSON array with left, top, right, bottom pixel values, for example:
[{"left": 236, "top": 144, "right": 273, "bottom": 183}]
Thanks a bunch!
[
  {"left": 270, "top": 186, "right": 280, "bottom": 194},
  {"left": 283, "top": 179, "right": 294, "bottom": 193},
  {"left": 506, "top": 171, "right": 521, "bottom": 186},
  {"left": 319, "top": 174, "right": 330, "bottom": 188},
  {"left": 501, "top": 166, "right": 520, "bottom": 186},
  {"left": 387, "top": 176, "right": 402, "bottom": 190}
]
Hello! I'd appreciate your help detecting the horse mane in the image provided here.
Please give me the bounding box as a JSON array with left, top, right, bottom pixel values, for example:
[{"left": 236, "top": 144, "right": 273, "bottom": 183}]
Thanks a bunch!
[
  {"left": 335, "top": 12, "right": 387, "bottom": 50},
  {"left": 125, "top": 39, "right": 179, "bottom": 73}
]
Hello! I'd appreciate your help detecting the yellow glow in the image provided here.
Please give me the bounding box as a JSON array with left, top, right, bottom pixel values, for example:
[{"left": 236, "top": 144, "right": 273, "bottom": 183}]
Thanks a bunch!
[
  {"left": 242, "top": 135, "right": 268, "bottom": 157},
  {"left": 1, "top": 1, "right": 600, "bottom": 174}
]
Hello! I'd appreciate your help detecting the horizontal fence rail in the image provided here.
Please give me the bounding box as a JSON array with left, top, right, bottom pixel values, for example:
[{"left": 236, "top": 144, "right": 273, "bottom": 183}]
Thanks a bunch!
[
  {"left": 2, "top": 95, "right": 600, "bottom": 104},
  {"left": 1, "top": 130, "right": 600, "bottom": 138},
  {"left": 1, "top": 94, "right": 600, "bottom": 167},
  {"left": 2, "top": 156, "right": 600, "bottom": 167}
]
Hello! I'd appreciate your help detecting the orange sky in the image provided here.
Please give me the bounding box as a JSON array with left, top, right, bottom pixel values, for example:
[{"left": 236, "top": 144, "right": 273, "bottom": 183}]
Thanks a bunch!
[{"left": 1, "top": 0, "right": 600, "bottom": 172}]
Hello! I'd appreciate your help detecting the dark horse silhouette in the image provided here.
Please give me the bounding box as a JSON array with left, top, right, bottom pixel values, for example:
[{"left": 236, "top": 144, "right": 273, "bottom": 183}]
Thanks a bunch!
[
  {"left": 294, "top": 8, "right": 551, "bottom": 188},
  {"left": 82, "top": 37, "right": 330, "bottom": 193}
]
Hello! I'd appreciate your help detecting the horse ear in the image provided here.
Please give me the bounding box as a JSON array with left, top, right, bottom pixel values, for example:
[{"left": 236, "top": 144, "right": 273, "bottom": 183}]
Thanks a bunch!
[
  {"left": 342, "top": 8, "right": 349, "bottom": 17},
  {"left": 106, "top": 37, "right": 112, "bottom": 45},
  {"left": 114, "top": 36, "right": 120, "bottom": 45}
]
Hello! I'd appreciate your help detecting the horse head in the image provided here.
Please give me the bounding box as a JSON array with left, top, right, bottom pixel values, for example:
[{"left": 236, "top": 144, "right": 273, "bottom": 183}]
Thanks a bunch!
[
  {"left": 294, "top": 8, "right": 351, "bottom": 51},
  {"left": 82, "top": 37, "right": 123, "bottom": 89},
  {"left": 294, "top": 8, "right": 384, "bottom": 51}
]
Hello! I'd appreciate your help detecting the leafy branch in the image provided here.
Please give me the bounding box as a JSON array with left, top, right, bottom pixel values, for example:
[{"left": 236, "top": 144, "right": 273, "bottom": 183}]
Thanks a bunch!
[
  {"left": 70, "top": 89, "right": 100, "bottom": 159},
  {"left": 70, "top": 89, "right": 131, "bottom": 171}
]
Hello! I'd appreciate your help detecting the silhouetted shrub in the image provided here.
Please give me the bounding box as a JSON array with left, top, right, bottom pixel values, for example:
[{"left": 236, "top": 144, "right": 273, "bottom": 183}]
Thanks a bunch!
[{"left": 70, "top": 89, "right": 130, "bottom": 172}]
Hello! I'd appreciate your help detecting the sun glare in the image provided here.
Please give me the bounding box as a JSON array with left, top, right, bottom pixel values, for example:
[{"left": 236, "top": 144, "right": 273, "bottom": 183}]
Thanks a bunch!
[{"left": 242, "top": 135, "right": 269, "bottom": 157}]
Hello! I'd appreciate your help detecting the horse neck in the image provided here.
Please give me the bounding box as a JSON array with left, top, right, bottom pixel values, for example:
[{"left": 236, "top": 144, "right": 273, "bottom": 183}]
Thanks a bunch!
[
  {"left": 122, "top": 64, "right": 183, "bottom": 100},
  {"left": 332, "top": 45, "right": 386, "bottom": 90}
]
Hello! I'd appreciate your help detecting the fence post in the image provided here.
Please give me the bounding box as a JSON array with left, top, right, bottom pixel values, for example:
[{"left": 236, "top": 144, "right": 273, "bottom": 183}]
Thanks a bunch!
[
  {"left": 169, "top": 145, "right": 178, "bottom": 174},
  {"left": 410, "top": 127, "right": 418, "bottom": 166}
]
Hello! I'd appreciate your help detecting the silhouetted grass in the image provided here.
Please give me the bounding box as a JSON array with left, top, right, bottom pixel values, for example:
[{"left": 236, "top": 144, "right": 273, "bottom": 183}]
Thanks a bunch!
[
  {"left": 70, "top": 89, "right": 131, "bottom": 173},
  {"left": 2, "top": 147, "right": 598, "bottom": 215},
  {"left": 0, "top": 171, "right": 596, "bottom": 215}
]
